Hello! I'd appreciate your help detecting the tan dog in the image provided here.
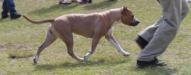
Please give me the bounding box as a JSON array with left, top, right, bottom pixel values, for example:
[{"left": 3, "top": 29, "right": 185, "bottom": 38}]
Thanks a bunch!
[{"left": 23, "top": 7, "right": 140, "bottom": 64}]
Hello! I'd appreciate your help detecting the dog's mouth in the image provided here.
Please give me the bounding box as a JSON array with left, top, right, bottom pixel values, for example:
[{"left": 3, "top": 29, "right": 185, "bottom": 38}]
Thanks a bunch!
[{"left": 130, "top": 20, "right": 140, "bottom": 26}]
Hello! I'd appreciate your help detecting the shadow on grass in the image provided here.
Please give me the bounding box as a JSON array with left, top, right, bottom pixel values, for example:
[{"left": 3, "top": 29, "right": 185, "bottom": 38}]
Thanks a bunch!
[
  {"left": 135, "top": 66, "right": 177, "bottom": 75},
  {"left": 29, "top": 1, "right": 117, "bottom": 15},
  {"left": 6, "top": 50, "right": 34, "bottom": 59},
  {"left": 8, "top": 54, "right": 34, "bottom": 59},
  {"left": 29, "top": 4, "right": 78, "bottom": 15},
  {"left": 0, "top": 18, "right": 12, "bottom": 22},
  {"left": 34, "top": 58, "right": 128, "bottom": 71},
  {"left": 84, "top": 0, "right": 117, "bottom": 10}
]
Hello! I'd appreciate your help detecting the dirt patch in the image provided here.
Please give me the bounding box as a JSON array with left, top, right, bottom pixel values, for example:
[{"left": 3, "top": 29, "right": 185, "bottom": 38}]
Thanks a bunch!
[
  {"left": 0, "top": 43, "right": 6, "bottom": 51},
  {"left": 3, "top": 43, "right": 34, "bottom": 59},
  {"left": 4, "top": 43, "right": 32, "bottom": 50}
]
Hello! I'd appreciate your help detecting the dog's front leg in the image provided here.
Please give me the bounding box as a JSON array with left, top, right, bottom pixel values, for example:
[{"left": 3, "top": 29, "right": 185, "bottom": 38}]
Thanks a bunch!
[
  {"left": 84, "top": 34, "right": 102, "bottom": 62},
  {"left": 105, "top": 33, "right": 130, "bottom": 57}
]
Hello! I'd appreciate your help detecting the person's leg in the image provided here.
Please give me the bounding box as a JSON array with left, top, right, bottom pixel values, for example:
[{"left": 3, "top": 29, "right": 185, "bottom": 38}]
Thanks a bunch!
[
  {"left": 6, "top": 0, "right": 21, "bottom": 19},
  {"left": 80, "top": 0, "right": 86, "bottom": 3},
  {"left": 137, "top": 0, "right": 188, "bottom": 68},
  {"left": 187, "top": 0, "right": 191, "bottom": 3},
  {"left": 1, "top": 0, "right": 9, "bottom": 19},
  {"left": 137, "top": 0, "right": 189, "bottom": 48},
  {"left": 136, "top": 17, "right": 163, "bottom": 49},
  {"left": 59, "top": 0, "right": 64, "bottom": 4},
  {"left": 181, "top": 0, "right": 190, "bottom": 20}
]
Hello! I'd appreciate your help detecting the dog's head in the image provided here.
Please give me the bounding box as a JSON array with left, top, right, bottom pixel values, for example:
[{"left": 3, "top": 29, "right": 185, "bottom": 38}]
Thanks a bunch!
[{"left": 121, "top": 6, "right": 140, "bottom": 26}]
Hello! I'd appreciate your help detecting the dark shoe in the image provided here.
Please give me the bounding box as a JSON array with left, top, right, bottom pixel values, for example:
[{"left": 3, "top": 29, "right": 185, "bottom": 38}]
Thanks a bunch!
[
  {"left": 88, "top": 0, "right": 92, "bottom": 3},
  {"left": 1, "top": 14, "right": 9, "bottom": 19},
  {"left": 11, "top": 13, "right": 21, "bottom": 19},
  {"left": 137, "top": 58, "right": 166, "bottom": 68},
  {"left": 80, "top": 0, "right": 91, "bottom": 4},
  {"left": 1, "top": 12, "right": 9, "bottom": 19},
  {"left": 59, "top": 1, "right": 72, "bottom": 5},
  {"left": 135, "top": 36, "right": 148, "bottom": 49},
  {"left": 109, "top": 0, "right": 117, "bottom": 1}
]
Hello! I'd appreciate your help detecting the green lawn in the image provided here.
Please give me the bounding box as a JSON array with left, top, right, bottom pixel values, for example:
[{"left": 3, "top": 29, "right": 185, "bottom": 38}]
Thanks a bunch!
[{"left": 0, "top": 0, "right": 191, "bottom": 75}]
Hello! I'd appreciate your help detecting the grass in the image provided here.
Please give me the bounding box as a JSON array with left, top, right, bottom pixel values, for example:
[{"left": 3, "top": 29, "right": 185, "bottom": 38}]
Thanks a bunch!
[{"left": 0, "top": 0, "right": 191, "bottom": 75}]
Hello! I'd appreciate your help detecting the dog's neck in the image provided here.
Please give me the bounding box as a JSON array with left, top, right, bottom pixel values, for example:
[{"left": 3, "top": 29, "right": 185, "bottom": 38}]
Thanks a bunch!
[
  {"left": 107, "top": 8, "right": 122, "bottom": 22},
  {"left": 97, "top": 8, "right": 122, "bottom": 27},
  {"left": 98, "top": 8, "right": 122, "bottom": 26}
]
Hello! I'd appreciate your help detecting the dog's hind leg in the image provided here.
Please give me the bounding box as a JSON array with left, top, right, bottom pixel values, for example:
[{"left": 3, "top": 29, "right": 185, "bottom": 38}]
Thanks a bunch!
[
  {"left": 60, "top": 33, "right": 84, "bottom": 62},
  {"left": 84, "top": 34, "right": 102, "bottom": 62},
  {"left": 105, "top": 32, "right": 130, "bottom": 57},
  {"left": 33, "top": 29, "right": 57, "bottom": 64}
]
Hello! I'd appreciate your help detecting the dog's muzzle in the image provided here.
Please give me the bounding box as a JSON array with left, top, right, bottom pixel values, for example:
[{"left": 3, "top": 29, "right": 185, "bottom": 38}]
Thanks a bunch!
[{"left": 130, "top": 20, "right": 140, "bottom": 26}]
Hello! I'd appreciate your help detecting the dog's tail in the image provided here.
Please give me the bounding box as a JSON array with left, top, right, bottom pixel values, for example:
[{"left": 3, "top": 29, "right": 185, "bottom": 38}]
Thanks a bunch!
[{"left": 23, "top": 15, "right": 55, "bottom": 24}]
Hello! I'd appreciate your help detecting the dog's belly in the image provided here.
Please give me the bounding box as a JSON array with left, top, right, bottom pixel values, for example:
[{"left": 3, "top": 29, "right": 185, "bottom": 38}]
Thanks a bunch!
[{"left": 73, "top": 29, "right": 94, "bottom": 38}]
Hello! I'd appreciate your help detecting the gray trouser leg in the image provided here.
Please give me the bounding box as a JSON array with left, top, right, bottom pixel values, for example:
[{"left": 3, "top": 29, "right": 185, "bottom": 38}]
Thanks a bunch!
[
  {"left": 138, "top": 0, "right": 189, "bottom": 61},
  {"left": 138, "top": 17, "right": 163, "bottom": 42}
]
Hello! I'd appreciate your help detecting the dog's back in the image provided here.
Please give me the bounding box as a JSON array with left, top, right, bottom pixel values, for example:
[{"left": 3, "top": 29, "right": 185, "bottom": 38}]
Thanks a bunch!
[{"left": 53, "top": 13, "right": 106, "bottom": 38}]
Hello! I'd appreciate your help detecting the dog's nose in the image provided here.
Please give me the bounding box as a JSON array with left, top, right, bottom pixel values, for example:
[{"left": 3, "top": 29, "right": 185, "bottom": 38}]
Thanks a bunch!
[
  {"left": 134, "top": 21, "right": 140, "bottom": 25},
  {"left": 131, "top": 20, "right": 140, "bottom": 26}
]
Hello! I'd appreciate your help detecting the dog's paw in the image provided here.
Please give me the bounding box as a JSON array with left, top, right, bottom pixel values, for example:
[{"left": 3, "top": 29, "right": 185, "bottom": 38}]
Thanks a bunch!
[
  {"left": 33, "top": 56, "right": 39, "bottom": 65},
  {"left": 83, "top": 56, "right": 89, "bottom": 62},
  {"left": 123, "top": 52, "right": 130, "bottom": 57},
  {"left": 76, "top": 57, "right": 84, "bottom": 62},
  {"left": 33, "top": 58, "right": 38, "bottom": 65}
]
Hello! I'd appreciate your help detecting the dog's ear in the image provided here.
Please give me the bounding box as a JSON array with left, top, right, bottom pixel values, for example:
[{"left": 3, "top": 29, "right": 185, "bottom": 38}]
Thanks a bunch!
[
  {"left": 122, "top": 6, "right": 128, "bottom": 15},
  {"left": 122, "top": 6, "right": 128, "bottom": 11}
]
